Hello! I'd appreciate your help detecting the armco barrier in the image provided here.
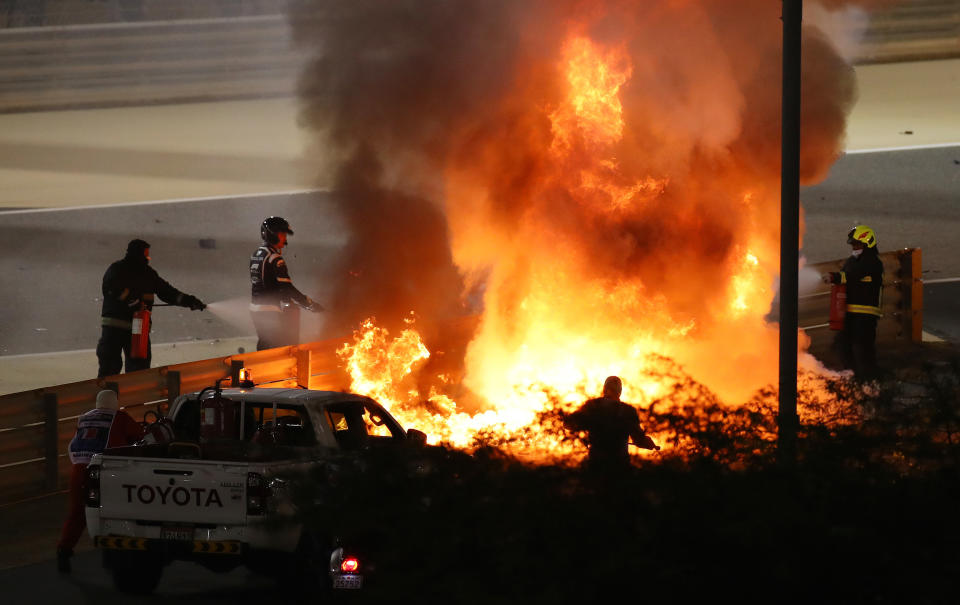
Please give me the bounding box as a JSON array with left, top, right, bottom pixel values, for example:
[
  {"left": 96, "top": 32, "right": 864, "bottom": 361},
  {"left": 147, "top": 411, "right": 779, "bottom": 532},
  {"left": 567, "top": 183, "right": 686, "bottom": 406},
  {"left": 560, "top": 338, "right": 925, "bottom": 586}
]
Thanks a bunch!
[
  {"left": 798, "top": 248, "right": 923, "bottom": 344},
  {"left": 0, "top": 337, "right": 349, "bottom": 504},
  {"left": 0, "top": 249, "right": 922, "bottom": 505}
]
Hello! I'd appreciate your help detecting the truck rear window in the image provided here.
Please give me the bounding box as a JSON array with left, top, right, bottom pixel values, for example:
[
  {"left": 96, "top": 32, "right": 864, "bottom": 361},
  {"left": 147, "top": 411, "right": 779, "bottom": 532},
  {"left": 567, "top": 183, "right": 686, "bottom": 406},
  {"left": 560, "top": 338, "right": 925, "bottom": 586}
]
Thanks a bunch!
[
  {"left": 249, "top": 405, "right": 316, "bottom": 447},
  {"left": 172, "top": 397, "right": 317, "bottom": 447}
]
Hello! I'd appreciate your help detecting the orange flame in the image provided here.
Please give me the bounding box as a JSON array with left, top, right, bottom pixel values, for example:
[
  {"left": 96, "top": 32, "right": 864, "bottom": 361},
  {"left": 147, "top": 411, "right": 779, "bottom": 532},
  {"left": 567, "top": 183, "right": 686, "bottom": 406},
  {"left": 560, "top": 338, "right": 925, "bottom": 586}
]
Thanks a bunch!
[
  {"left": 549, "top": 36, "right": 669, "bottom": 213},
  {"left": 336, "top": 314, "right": 430, "bottom": 410},
  {"left": 334, "top": 23, "right": 839, "bottom": 459},
  {"left": 550, "top": 36, "right": 630, "bottom": 151}
]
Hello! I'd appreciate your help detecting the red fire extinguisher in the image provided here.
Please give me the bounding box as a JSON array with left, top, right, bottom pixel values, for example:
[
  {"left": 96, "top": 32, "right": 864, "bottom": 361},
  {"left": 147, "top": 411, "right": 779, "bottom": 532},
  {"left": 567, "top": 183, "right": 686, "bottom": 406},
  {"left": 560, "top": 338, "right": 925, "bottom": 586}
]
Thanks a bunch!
[
  {"left": 200, "top": 395, "right": 239, "bottom": 443},
  {"left": 131, "top": 308, "right": 151, "bottom": 359},
  {"left": 829, "top": 284, "right": 846, "bottom": 331}
]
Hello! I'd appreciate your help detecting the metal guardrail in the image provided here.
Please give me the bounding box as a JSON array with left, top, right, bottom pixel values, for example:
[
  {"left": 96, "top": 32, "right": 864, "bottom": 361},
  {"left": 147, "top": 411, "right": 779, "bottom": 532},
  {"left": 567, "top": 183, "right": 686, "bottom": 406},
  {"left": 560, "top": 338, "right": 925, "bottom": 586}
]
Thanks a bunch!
[
  {"left": 0, "top": 249, "right": 923, "bottom": 504},
  {"left": 0, "top": 337, "right": 349, "bottom": 504},
  {"left": 798, "top": 248, "right": 923, "bottom": 343}
]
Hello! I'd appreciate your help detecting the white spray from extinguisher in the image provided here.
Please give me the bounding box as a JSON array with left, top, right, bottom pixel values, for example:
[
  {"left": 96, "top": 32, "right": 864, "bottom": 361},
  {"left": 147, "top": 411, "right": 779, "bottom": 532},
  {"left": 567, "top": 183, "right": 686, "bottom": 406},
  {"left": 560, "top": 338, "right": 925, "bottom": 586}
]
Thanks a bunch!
[
  {"left": 202, "top": 297, "right": 256, "bottom": 332},
  {"left": 772, "top": 257, "right": 827, "bottom": 301},
  {"left": 203, "top": 296, "right": 328, "bottom": 342},
  {"left": 798, "top": 256, "right": 826, "bottom": 297}
]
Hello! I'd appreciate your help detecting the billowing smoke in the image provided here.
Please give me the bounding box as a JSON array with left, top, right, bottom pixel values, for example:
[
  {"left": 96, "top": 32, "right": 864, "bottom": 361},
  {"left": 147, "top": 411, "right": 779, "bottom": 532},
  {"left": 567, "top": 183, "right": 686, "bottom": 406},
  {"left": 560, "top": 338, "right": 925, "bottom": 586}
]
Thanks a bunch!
[{"left": 288, "top": 0, "right": 888, "bottom": 407}]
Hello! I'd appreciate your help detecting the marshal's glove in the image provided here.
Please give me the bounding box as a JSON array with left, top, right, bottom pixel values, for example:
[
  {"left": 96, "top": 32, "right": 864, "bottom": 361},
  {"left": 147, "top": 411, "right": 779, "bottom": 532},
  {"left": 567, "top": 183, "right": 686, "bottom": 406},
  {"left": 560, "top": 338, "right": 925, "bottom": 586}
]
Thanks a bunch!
[
  {"left": 182, "top": 294, "right": 206, "bottom": 311},
  {"left": 634, "top": 435, "right": 661, "bottom": 451}
]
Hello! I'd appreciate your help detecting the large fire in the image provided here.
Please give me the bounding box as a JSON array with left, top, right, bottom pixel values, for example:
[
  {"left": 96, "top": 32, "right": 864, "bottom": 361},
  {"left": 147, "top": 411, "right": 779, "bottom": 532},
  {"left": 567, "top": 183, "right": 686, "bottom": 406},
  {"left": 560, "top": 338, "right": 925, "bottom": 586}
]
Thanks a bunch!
[{"left": 294, "top": 1, "right": 863, "bottom": 460}]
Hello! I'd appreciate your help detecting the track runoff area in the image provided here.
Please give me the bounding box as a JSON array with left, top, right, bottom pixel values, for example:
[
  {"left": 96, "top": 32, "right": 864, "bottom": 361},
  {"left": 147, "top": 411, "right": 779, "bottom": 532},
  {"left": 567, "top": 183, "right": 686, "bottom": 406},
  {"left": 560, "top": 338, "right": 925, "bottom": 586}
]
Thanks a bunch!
[
  {"left": 0, "top": 189, "right": 329, "bottom": 393},
  {"left": 1, "top": 142, "right": 958, "bottom": 381}
]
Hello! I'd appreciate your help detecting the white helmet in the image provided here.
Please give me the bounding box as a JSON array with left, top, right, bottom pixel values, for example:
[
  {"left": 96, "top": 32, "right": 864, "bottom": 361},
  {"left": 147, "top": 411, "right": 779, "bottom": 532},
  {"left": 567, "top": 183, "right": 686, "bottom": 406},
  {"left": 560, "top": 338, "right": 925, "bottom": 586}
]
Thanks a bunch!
[{"left": 96, "top": 390, "right": 119, "bottom": 411}]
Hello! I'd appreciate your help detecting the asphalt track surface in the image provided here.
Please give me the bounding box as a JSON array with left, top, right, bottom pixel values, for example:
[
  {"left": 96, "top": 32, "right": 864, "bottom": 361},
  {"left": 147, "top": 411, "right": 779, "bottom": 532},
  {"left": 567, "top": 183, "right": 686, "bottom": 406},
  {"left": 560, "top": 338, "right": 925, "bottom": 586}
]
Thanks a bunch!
[
  {"left": 802, "top": 144, "right": 960, "bottom": 343},
  {"left": 922, "top": 281, "right": 960, "bottom": 343},
  {"left": 0, "top": 145, "right": 957, "bottom": 358},
  {"left": 1, "top": 551, "right": 281, "bottom": 604},
  {"left": 801, "top": 145, "right": 960, "bottom": 279},
  {"left": 0, "top": 190, "right": 344, "bottom": 356}
]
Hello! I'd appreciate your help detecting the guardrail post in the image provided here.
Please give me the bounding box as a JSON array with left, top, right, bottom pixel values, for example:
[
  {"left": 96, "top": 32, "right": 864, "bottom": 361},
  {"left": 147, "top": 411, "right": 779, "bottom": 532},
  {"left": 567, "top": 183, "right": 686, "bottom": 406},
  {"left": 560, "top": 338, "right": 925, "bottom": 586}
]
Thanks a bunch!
[
  {"left": 909, "top": 248, "right": 923, "bottom": 343},
  {"left": 166, "top": 371, "right": 181, "bottom": 415},
  {"left": 297, "top": 350, "right": 313, "bottom": 390},
  {"left": 230, "top": 360, "right": 244, "bottom": 387},
  {"left": 43, "top": 393, "right": 59, "bottom": 492}
]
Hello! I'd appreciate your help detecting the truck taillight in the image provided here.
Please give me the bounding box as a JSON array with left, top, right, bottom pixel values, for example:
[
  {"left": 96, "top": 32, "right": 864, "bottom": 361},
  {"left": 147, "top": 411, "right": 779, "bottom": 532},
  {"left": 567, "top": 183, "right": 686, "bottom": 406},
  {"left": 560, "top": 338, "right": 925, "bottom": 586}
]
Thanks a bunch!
[
  {"left": 86, "top": 465, "right": 101, "bottom": 507},
  {"left": 341, "top": 557, "right": 360, "bottom": 573},
  {"left": 247, "top": 472, "right": 266, "bottom": 515}
]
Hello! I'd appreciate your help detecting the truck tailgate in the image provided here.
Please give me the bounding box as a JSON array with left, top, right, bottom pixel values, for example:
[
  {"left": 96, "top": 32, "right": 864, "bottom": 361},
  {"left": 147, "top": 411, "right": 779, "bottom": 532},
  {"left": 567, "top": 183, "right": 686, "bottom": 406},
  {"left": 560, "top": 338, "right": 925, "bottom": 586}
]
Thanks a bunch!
[{"left": 98, "top": 456, "right": 248, "bottom": 524}]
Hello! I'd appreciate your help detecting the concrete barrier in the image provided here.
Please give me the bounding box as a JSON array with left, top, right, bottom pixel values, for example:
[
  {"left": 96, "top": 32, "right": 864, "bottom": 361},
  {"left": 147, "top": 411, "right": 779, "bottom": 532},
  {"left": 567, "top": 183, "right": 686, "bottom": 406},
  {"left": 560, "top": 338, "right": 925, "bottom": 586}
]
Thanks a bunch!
[
  {"left": 0, "top": 1, "right": 957, "bottom": 113},
  {"left": 0, "top": 14, "right": 303, "bottom": 112},
  {"left": 857, "top": 0, "right": 960, "bottom": 63},
  {"left": 1, "top": 0, "right": 286, "bottom": 28}
]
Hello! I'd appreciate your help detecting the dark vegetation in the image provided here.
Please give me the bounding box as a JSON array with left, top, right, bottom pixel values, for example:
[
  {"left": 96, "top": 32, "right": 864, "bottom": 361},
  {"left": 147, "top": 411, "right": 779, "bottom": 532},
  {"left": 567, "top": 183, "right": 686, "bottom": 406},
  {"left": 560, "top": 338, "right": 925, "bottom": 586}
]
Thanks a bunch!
[{"left": 290, "top": 344, "right": 960, "bottom": 604}]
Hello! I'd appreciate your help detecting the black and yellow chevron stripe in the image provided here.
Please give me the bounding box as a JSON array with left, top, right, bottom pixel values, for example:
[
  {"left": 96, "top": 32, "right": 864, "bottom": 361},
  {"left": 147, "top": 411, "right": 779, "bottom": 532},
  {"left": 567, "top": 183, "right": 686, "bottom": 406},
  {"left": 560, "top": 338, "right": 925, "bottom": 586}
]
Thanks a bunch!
[
  {"left": 94, "top": 536, "right": 242, "bottom": 555},
  {"left": 95, "top": 536, "right": 147, "bottom": 550},
  {"left": 191, "top": 540, "right": 242, "bottom": 554}
]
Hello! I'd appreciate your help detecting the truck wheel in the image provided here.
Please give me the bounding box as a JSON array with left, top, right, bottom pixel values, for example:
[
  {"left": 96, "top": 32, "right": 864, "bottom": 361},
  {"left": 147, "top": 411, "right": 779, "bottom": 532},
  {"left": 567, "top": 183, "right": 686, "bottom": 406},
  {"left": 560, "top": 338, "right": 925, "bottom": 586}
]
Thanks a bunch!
[
  {"left": 111, "top": 552, "right": 164, "bottom": 595},
  {"left": 278, "top": 533, "right": 332, "bottom": 597}
]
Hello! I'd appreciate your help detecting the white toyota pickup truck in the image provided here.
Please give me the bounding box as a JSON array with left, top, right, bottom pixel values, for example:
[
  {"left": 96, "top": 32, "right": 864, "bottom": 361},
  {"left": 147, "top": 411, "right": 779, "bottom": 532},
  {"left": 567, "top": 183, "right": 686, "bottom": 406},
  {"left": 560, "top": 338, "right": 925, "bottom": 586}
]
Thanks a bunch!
[{"left": 85, "top": 381, "right": 428, "bottom": 596}]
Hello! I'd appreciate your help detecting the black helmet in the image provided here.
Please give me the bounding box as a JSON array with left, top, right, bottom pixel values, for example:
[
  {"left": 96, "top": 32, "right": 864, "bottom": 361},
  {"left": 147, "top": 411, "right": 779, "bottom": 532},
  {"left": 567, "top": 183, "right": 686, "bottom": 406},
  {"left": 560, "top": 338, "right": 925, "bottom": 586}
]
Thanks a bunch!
[
  {"left": 125, "top": 238, "right": 150, "bottom": 258},
  {"left": 261, "top": 217, "right": 294, "bottom": 244}
]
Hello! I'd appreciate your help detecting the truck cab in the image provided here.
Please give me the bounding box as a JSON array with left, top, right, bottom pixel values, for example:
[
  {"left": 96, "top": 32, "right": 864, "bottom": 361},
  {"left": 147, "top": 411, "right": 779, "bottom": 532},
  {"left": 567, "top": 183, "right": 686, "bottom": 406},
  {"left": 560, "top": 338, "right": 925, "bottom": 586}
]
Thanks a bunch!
[{"left": 85, "top": 386, "right": 426, "bottom": 595}]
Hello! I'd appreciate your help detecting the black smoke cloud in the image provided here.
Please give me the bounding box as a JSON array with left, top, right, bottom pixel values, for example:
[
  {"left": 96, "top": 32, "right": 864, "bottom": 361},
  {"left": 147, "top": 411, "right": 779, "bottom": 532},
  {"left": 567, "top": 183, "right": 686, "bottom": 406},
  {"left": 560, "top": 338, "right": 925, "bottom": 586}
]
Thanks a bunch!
[
  {"left": 288, "top": 0, "right": 887, "bottom": 354},
  {"left": 289, "top": 1, "right": 551, "bottom": 338}
]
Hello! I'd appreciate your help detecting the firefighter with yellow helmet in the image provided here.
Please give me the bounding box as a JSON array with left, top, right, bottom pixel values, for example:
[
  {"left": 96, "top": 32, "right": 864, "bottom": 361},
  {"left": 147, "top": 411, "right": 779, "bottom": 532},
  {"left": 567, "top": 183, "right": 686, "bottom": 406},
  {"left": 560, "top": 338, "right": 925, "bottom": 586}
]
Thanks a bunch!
[{"left": 822, "top": 225, "right": 884, "bottom": 380}]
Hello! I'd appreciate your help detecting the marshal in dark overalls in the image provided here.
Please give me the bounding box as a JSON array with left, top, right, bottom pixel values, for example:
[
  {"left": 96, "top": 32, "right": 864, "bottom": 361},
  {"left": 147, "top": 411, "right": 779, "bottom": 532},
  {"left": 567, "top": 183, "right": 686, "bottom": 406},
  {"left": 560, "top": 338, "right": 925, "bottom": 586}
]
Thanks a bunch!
[
  {"left": 97, "top": 239, "right": 205, "bottom": 377},
  {"left": 249, "top": 217, "right": 322, "bottom": 351}
]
